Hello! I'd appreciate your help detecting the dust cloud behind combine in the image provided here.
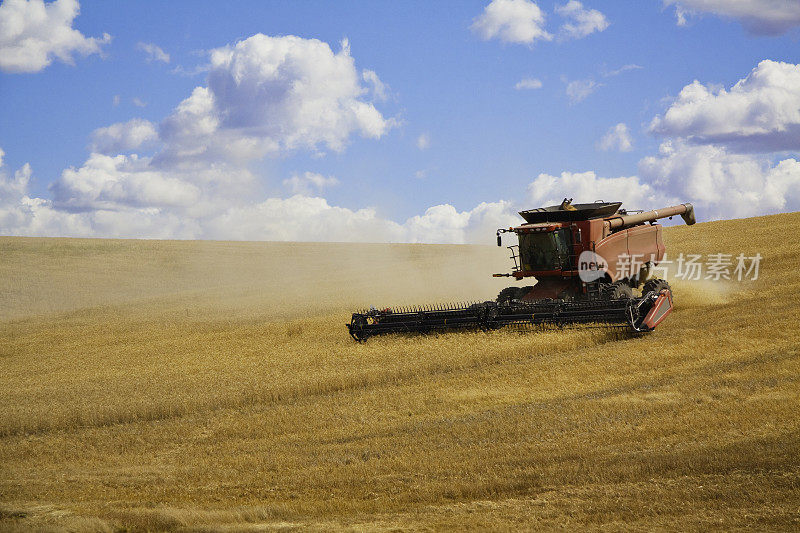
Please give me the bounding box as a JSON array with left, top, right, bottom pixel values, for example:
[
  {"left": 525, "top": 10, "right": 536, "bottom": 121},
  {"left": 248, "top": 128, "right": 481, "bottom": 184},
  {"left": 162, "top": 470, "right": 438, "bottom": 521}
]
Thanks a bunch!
[
  {"left": 1, "top": 212, "right": 798, "bottom": 531},
  {"left": 0, "top": 238, "right": 510, "bottom": 322}
]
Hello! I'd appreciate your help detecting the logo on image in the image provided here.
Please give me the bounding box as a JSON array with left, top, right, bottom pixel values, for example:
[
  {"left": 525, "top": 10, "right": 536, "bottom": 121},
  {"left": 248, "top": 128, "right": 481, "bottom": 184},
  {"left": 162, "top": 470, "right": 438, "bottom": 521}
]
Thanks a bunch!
[{"left": 578, "top": 250, "right": 608, "bottom": 283}]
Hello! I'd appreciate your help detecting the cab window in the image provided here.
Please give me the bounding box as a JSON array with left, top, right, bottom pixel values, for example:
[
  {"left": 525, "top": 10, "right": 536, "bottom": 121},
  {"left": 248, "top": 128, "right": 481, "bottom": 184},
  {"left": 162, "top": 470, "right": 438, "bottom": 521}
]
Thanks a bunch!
[{"left": 518, "top": 229, "right": 572, "bottom": 271}]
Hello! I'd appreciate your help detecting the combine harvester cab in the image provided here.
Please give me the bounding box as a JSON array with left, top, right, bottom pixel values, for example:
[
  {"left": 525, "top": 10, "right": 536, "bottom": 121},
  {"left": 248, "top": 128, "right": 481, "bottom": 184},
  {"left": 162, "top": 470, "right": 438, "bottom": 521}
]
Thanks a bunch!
[{"left": 347, "top": 200, "right": 695, "bottom": 342}]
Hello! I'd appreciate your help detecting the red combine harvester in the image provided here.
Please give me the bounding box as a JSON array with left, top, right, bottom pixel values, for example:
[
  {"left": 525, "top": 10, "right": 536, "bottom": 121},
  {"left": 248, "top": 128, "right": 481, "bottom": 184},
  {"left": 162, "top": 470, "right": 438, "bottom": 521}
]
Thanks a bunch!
[{"left": 347, "top": 200, "right": 695, "bottom": 342}]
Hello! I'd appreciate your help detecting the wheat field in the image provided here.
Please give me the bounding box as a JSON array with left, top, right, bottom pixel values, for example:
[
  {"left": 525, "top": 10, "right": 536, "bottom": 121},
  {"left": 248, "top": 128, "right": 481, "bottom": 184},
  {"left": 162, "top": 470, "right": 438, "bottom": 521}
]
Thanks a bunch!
[{"left": 1, "top": 213, "right": 799, "bottom": 531}]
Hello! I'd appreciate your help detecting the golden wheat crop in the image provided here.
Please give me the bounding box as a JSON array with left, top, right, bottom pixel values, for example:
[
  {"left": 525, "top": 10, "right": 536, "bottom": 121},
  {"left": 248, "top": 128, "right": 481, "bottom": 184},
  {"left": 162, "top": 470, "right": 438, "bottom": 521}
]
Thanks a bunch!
[{"left": 1, "top": 213, "right": 799, "bottom": 531}]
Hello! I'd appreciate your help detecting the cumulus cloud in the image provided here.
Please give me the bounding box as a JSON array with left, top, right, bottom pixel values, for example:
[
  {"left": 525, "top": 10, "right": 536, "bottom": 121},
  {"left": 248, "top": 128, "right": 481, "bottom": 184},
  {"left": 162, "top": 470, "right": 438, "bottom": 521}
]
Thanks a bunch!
[
  {"left": 598, "top": 123, "right": 633, "bottom": 152},
  {"left": 137, "top": 41, "right": 169, "bottom": 63},
  {"left": 471, "top": 0, "right": 552, "bottom": 45},
  {"left": 40, "top": 33, "right": 394, "bottom": 239},
  {"left": 90, "top": 118, "right": 159, "bottom": 154},
  {"left": 524, "top": 144, "right": 800, "bottom": 222},
  {"left": 555, "top": 1, "right": 609, "bottom": 39},
  {"left": 565, "top": 78, "right": 599, "bottom": 103},
  {"left": 514, "top": 77, "right": 543, "bottom": 90},
  {"left": 2, "top": 144, "right": 523, "bottom": 243},
  {"left": 0, "top": 0, "right": 110, "bottom": 73},
  {"left": 1, "top": 149, "right": 60, "bottom": 235},
  {"left": 403, "top": 201, "right": 519, "bottom": 244},
  {"left": 640, "top": 140, "right": 800, "bottom": 219},
  {"left": 362, "top": 69, "right": 388, "bottom": 101},
  {"left": 24, "top": 33, "right": 797, "bottom": 244},
  {"left": 0, "top": 149, "right": 148, "bottom": 239},
  {"left": 50, "top": 153, "right": 202, "bottom": 211},
  {"left": 0, "top": 30, "right": 521, "bottom": 244},
  {"left": 641, "top": 59, "right": 800, "bottom": 218},
  {"left": 551, "top": 61, "right": 800, "bottom": 220},
  {"left": 50, "top": 148, "right": 256, "bottom": 214},
  {"left": 0, "top": 148, "right": 226, "bottom": 239},
  {"left": 203, "top": 198, "right": 519, "bottom": 244},
  {"left": 527, "top": 171, "right": 664, "bottom": 210},
  {"left": 0, "top": 148, "right": 34, "bottom": 233},
  {"left": 650, "top": 60, "right": 800, "bottom": 153},
  {"left": 157, "top": 34, "right": 394, "bottom": 166},
  {"left": 282, "top": 172, "right": 339, "bottom": 195},
  {"left": 664, "top": 0, "right": 800, "bottom": 35},
  {"left": 416, "top": 133, "right": 430, "bottom": 150},
  {"left": 203, "top": 196, "right": 402, "bottom": 242}
]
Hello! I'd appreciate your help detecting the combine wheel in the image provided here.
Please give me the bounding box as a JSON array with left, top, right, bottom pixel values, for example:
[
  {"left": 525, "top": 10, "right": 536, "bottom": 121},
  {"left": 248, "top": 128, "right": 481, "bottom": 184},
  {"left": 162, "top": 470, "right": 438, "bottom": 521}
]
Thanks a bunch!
[
  {"left": 632, "top": 263, "right": 652, "bottom": 288},
  {"left": 643, "top": 278, "right": 671, "bottom": 296},
  {"left": 604, "top": 282, "right": 633, "bottom": 300},
  {"left": 496, "top": 287, "right": 519, "bottom": 305},
  {"left": 516, "top": 286, "right": 534, "bottom": 300}
]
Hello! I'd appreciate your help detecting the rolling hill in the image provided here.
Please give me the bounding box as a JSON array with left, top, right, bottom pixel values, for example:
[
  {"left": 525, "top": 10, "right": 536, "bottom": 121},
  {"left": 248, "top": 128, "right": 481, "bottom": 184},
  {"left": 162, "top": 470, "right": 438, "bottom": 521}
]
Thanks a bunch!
[{"left": 1, "top": 212, "right": 798, "bottom": 531}]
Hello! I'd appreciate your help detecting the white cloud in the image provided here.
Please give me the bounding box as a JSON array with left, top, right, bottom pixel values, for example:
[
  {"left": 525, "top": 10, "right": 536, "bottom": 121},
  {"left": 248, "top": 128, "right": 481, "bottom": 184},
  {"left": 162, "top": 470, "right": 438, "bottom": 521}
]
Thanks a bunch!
[
  {"left": 50, "top": 153, "right": 202, "bottom": 211},
  {"left": 471, "top": 0, "right": 552, "bottom": 45},
  {"left": 0, "top": 34, "right": 420, "bottom": 242},
  {"left": 639, "top": 140, "right": 800, "bottom": 219},
  {"left": 532, "top": 60, "right": 800, "bottom": 221},
  {"left": 514, "top": 77, "right": 543, "bottom": 90},
  {"left": 524, "top": 145, "right": 800, "bottom": 222},
  {"left": 362, "top": 69, "right": 388, "bottom": 101},
  {"left": 204, "top": 196, "right": 404, "bottom": 243},
  {"left": 0, "top": 148, "right": 31, "bottom": 202},
  {"left": 0, "top": 0, "right": 110, "bottom": 73},
  {"left": 1, "top": 148, "right": 234, "bottom": 239},
  {"left": 112, "top": 94, "right": 120, "bottom": 106},
  {"left": 0, "top": 30, "right": 519, "bottom": 244},
  {"left": 527, "top": 171, "right": 664, "bottom": 210},
  {"left": 204, "top": 198, "right": 520, "bottom": 244},
  {"left": 0, "top": 150, "right": 184, "bottom": 239},
  {"left": 642, "top": 59, "right": 800, "bottom": 218},
  {"left": 555, "top": 1, "right": 609, "bottom": 39},
  {"left": 49, "top": 147, "right": 256, "bottom": 215},
  {"left": 650, "top": 60, "right": 800, "bottom": 153},
  {"left": 137, "top": 41, "right": 169, "bottom": 64},
  {"left": 171, "top": 62, "right": 210, "bottom": 77},
  {"left": 603, "top": 63, "right": 643, "bottom": 77},
  {"left": 90, "top": 118, "right": 158, "bottom": 154},
  {"left": 598, "top": 123, "right": 633, "bottom": 152},
  {"left": 282, "top": 172, "right": 339, "bottom": 195},
  {"left": 402, "top": 201, "right": 519, "bottom": 244},
  {"left": 565, "top": 78, "right": 599, "bottom": 103},
  {"left": 1, "top": 148, "right": 65, "bottom": 235},
  {"left": 157, "top": 34, "right": 394, "bottom": 166},
  {"left": 416, "top": 133, "right": 430, "bottom": 150},
  {"left": 664, "top": 0, "right": 800, "bottom": 35},
  {"left": 132, "top": 97, "right": 147, "bottom": 108},
  {"left": 196, "top": 198, "right": 517, "bottom": 244},
  {"left": 6, "top": 146, "right": 798, "bottom": 243},
  {"left": 2, "top": 145, "right": 521, "bottom": 244}
]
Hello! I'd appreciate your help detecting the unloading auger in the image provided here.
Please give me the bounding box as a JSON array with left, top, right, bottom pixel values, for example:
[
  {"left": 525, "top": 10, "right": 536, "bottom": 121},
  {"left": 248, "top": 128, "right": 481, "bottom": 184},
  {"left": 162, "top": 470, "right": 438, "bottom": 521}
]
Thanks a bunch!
[{"left": 347, "top": 200, "right": 695, "bottom": 342}]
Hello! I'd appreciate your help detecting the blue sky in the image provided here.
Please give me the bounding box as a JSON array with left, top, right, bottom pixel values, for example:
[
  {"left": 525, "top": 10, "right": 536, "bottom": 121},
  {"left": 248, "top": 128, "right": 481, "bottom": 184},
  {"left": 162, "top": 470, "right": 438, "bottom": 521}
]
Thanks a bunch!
[{"left": 1, "top": 0, "right": 800, "bottom": 242}]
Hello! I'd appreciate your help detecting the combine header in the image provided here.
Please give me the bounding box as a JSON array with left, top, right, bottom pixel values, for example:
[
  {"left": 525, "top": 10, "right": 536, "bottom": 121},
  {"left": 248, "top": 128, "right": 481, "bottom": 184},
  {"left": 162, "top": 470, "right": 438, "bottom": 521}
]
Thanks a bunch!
[{"left": 347, "top": 200, "right": 695, "bottom": 342}]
